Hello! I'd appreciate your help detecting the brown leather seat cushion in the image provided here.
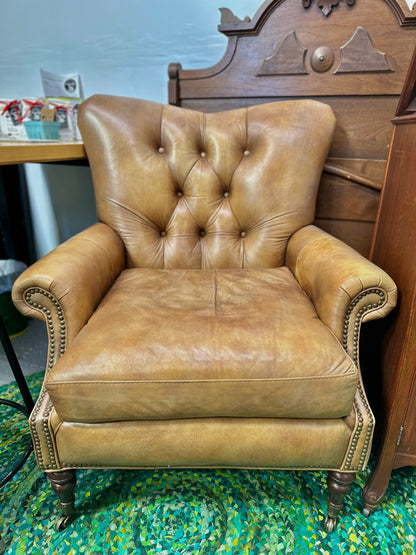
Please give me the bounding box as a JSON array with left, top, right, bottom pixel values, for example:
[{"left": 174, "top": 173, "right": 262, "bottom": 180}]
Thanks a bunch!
[{"left": 46, "top": 267, "right": 357, "bottom": 423}]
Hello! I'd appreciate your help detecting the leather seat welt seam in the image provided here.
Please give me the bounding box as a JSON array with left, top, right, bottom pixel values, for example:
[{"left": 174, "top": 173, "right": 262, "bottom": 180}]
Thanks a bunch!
[
  {"left": 59, "top": 465, "right": 343, "bottom": 471},
  {"left": 47, "top": 375, "right": 357, "bottom": 385}
]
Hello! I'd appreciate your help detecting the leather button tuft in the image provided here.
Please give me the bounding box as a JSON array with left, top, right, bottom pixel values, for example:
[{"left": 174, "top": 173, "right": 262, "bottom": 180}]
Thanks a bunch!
[
  {"left": 160, "top": 230, "right": 167, "bottom": 237},
  {"left": 240, "top": 231, "right": 247, "bottom": 238},
  {"left": 199, "top": 230, "right": 206, "bottom": 237},
  {"left": 177, "top": 191, "right": 183, "bottom": 198},
  {"left": 223, "top": 191, "right": 230, "bottom": 198},
  {"left": 243, "top": 150, "right": 250, "bottom": 157},
  {"left": 158, "top": 147, "right": 165, "bottom": 154},
  {"left": 200, "top": 152, "right": 207, "bottom": 158}
]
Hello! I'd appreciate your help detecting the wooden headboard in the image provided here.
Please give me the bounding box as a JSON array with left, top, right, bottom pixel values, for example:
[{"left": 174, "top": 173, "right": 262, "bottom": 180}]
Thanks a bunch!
[{"left": 168, "top": 0, "right": 416, "bottom": 257}]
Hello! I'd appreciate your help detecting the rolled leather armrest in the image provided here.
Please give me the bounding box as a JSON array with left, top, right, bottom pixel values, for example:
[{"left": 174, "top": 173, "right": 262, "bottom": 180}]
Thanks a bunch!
[
  {"left": 285, "top": 225, "right": 397, "bottom": 362},
  {"left": 12, "top": 222, "right": 125, "bottom": 367}
]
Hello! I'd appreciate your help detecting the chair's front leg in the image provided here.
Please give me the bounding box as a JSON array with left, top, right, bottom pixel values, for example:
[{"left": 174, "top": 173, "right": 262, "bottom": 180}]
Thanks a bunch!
[
  {"left": 47, "top": 469, "right": 77, "bottom": 531},
  {"left": 325, "top": 471, "right": 356, "bottom": 533}
]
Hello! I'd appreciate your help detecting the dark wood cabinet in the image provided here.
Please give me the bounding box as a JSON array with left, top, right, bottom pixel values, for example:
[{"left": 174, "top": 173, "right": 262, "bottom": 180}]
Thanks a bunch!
[{"left": 362, "top": 46, "right": 416, "bottom": 515}]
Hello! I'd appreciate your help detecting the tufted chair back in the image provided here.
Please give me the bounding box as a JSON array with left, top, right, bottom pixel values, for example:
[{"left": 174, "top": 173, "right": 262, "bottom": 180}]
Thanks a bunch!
[{"left": 78, "top": 95, "right": 336, "bottom": 269}]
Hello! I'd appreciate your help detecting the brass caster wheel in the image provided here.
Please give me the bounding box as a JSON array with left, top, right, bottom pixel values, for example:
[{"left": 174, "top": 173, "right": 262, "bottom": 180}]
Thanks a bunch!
[
  {"left": 56, "top": 515, "right": 70, "bottom": 532},
  {"left": 324, "top": 515, "right": 337, "bottom": 534}
]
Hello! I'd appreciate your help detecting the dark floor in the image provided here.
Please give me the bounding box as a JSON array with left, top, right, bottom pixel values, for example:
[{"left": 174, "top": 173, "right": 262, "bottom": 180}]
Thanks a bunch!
[{"left": 0, "top": 319, "right": 48, "bottom": 386}]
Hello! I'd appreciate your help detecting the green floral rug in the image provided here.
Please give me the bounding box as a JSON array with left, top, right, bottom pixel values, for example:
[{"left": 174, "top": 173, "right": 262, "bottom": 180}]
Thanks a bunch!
[{"left": 1, "top": 373, "right": 415, "bottom": 554}]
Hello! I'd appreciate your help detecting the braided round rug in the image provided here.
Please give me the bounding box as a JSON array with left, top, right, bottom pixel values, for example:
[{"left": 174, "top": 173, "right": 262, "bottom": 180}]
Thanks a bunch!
[{"left": 1, "top": 373, "right": 415, "bottom": 554}]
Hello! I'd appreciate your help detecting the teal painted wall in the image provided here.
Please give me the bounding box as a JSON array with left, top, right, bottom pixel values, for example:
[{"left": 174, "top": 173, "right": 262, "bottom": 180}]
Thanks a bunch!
[{"left": 0, "top": 1, "right": 259, "bottom": 101}]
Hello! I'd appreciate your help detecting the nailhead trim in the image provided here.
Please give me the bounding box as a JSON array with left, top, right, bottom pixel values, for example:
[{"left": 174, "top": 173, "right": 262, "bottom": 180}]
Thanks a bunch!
[
  {"left": 343, "top": 289, "right": 385, "bottom": 470},
  {"left": 25, "top": 288, "right": 67, "bottom": 470}
]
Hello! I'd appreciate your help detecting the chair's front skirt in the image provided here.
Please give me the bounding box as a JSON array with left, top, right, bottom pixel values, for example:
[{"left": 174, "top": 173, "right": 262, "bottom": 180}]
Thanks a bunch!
[{"left": 30, "top": 386, "right": 372, "bottom": 472}]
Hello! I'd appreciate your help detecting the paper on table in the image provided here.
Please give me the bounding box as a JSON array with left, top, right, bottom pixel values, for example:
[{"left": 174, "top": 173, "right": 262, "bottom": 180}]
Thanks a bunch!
[{"left": 40, "top": 69, "right": 83, "bottom": 99}]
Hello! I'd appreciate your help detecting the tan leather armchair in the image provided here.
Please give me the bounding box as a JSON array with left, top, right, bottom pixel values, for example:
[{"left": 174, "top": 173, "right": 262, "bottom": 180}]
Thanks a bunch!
[{"left": 12, "top": 95, "right": 397, "bottom": 533}]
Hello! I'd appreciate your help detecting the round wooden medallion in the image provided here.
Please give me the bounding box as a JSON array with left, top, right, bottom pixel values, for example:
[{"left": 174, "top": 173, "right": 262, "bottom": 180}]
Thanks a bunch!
[{"left": 311, "top": 46, "right": 335, "bottom": 72}]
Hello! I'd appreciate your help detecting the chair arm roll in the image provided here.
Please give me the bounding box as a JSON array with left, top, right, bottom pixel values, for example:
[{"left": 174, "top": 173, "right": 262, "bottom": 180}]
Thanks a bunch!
[
  {"left": 285, "top": 225, "right": 397, "bottom": 361},
  {"left": 12, "top": 223, "right": 125, "bottom": 351}
]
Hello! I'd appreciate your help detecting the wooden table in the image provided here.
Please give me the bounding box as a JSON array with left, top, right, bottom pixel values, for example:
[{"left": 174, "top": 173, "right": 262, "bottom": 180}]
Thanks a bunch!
[{"left": 0, "top": 141, "right": 86, "bottom": 165}]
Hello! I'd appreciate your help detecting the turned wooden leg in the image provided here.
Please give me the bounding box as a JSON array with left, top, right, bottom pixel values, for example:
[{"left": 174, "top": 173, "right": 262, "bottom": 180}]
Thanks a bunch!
[
  {"left": 47, "top": 469, "right": 77, "bottom": 531},
  {"left": 324, "top": 471, "right": 356, "bottom": 533}
]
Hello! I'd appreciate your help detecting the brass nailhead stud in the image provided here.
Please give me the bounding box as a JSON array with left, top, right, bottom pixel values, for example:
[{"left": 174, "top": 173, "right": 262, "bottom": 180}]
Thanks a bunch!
[{"left": 158, "top": 147, "right": 165, "bottom": 154}]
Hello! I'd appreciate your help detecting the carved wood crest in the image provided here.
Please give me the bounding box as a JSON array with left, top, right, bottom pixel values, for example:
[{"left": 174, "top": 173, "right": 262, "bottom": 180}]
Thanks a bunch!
[
  {"left": 218, "top": 1, "right": 416, "bottom": 36},
  {"left": 303, "top": 0, "right": 356, "bottom": 17},
  {"left": 257, "top": 31, "right": 307, "bottom": 75},
  {"left": 219, "top": 8, "right": 251, "bottom": 25},
  {"left": 335, "top": 27, "right": 391, "bottom": 73},
  {"left": 256, "top": 26, "right": 391, "bottom": 76}
]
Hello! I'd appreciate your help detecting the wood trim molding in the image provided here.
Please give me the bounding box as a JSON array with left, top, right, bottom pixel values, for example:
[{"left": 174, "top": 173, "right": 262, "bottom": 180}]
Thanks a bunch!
[
  {"left": 392, "top": 113, "right": 416, "bottom": 124},
  {"left": 323, "top": 163, "right": 382, "bottom": 191},
  {"left": 168, "top": 36, "right": 238, "bottom": 85},
  {"left": 217, "top": 0, "right": 416, "bottom": 36},
  {"left": 384, "top": 0, "right": 416, "bottom": 26},
  {"left": 303, "top": 0, "right": 356, "bottom": 17},
  {"left": 218, "top": 0, "right": 286, "bottom": 36},
  {"left": 395, "top": 45, "right": 416, "bottom": 115}
]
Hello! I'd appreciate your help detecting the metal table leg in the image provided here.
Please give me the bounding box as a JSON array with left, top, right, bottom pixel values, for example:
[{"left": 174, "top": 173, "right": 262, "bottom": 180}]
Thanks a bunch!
[
  {"left": 0, "top": 314, "right": 35, "bottom": 487},
  {"left": 0, "top": 315, "right": 34, "bottom": 412}
]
